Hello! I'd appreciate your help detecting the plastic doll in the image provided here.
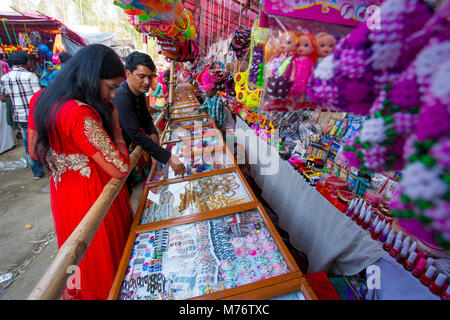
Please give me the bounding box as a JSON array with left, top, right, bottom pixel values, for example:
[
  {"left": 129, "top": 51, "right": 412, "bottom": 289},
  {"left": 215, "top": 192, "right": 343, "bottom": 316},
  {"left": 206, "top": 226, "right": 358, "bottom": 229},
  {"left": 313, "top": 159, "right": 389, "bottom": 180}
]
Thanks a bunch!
[
  {"left": 265, "top": 31, "right": 297, "bottom": 111},
  {"left": 315, "top": 32, "right": 336, "bottom": 63},
  {"left": 290, "top": 34, "right": 318, "bottom": 107}
]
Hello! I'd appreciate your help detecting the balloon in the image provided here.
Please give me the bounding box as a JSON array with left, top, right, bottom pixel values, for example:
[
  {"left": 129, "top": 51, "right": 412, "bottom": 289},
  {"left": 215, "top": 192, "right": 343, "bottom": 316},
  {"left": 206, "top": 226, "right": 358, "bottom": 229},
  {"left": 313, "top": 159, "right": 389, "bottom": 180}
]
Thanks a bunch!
[
  {"left": 188, "top": 25, "right": 196, "bottom": 40},
  {"left": 45, "top": 50, "right": 53, "bottom": 58},
  {"left": 175, "top": 9, "right": 192, "bottom": 32},
  {"left": 131, "top": 0, "right": 147, "bottom": 11},
  {"left": 113, "top": 0, "right": 133, "bottom": 10},
  {"left": 138, "top": 0, "right": 173, "bottom": 12},
  {"left": 184, "top": 28, "right": 191, "bottom": 39},
  {"left": 124, "top": 8, "right": 143, "bottom": 15},
  {"left": 38, "top": 44, "right": 49, "bottom": 52}
]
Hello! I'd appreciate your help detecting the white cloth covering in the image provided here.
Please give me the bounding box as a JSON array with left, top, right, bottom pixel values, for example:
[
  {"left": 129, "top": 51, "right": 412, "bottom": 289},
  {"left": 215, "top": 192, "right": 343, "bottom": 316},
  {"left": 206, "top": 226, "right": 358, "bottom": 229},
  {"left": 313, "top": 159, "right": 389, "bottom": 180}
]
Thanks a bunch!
[
  {"left": 236, "top": 117, "right": 386, "bottom": 275},
  {"left": 0, "top": 101, "right": 14, "bottom": 154}
]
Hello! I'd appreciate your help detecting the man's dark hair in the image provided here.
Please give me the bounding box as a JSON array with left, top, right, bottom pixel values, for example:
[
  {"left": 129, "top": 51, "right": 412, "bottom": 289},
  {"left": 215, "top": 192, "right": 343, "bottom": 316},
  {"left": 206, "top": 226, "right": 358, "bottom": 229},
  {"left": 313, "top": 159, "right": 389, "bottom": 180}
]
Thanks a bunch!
[
  {"left": 9, "top": 51, "right": 29, "bottom": 66},
  {"left": 125, "top": 51, "right": 155, "bottom": 73},
  {"left": 59, "top": 52, "right": 73, "bottom": 64}
]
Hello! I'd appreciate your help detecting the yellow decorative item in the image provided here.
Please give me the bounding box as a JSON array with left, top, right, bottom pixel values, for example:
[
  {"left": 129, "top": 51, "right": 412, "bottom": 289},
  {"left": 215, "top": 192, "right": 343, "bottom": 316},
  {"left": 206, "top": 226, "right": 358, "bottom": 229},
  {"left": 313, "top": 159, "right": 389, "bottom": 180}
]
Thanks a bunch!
[{"left": 234, "top": 70, "right": 263, "bottom": 110}]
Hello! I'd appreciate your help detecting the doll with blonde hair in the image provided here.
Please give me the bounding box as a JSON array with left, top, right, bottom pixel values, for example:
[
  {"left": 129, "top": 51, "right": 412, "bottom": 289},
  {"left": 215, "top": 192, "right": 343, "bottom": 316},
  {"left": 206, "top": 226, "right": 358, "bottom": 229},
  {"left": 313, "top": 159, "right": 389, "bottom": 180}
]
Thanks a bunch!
[
  {"left": 264, "top": 31, "right": 297, "bottom": 111},
  {"left": 315, "top": 32, "right": 336, "bottom": 62}
]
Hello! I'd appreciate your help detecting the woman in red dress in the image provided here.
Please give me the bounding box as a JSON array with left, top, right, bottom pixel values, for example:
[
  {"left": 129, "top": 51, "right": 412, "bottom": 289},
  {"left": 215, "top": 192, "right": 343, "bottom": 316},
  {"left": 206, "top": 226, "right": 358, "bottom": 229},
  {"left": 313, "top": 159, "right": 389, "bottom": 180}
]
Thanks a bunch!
[{"left": 29, "top": 44, "right": 132, "bottom": 299}]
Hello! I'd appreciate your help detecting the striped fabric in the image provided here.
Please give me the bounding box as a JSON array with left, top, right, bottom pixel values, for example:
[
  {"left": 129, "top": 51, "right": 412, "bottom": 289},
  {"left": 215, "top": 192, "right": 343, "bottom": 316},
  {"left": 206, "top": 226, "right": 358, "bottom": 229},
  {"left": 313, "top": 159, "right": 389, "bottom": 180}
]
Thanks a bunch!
[
  {"left": 198, "top": 94, "right": 225, "bottom": 129},
  {"left": 0, "top": 66, "right": 41, "bottom": 123}
]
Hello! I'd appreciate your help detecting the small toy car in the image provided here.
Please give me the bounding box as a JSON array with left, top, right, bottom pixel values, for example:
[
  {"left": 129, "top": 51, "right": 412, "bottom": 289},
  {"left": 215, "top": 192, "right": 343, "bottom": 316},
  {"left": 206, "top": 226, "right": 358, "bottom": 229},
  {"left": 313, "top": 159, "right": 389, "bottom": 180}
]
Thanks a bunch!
[
  {"left": 309, "top": 175, "right": 321, "bottom": 186},
  {"left": 313, "top": 158, "right": 325, "bottom": 168},
  {"left": 303, "top": 170, "right": 322, "bottom": 182}
]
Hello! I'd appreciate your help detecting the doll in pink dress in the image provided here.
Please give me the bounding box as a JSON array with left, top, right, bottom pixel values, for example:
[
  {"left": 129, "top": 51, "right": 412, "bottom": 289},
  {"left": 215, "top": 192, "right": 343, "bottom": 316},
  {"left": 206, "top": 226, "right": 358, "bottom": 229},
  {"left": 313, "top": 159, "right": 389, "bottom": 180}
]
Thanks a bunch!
[
  {"left": 290, "top": 34, "right": 318, "bottom": 109},
  {"left": 264, "top": 31, "right": 297, "bottom": 111}
]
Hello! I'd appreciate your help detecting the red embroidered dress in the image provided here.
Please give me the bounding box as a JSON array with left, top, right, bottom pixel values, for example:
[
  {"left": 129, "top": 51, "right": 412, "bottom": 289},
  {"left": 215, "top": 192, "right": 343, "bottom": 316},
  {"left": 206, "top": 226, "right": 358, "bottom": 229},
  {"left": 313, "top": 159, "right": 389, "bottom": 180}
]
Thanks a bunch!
[{"left": 29, "top": 94, "right": 132, "bottom": 299}]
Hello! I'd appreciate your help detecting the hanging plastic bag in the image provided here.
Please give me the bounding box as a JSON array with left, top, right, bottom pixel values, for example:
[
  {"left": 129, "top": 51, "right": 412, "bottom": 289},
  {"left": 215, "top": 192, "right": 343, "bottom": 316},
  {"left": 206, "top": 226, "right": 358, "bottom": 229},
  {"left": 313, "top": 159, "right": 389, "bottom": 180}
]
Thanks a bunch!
[{"left": 246, "top": 14, "right": 271, "bottom": 88}]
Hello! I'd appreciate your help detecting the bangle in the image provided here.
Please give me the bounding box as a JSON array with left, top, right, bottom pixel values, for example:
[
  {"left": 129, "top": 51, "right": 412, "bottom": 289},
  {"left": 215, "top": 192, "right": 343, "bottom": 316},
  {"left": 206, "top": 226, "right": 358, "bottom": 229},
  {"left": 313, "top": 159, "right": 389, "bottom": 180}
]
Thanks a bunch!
[{"left": 113, "top": 127, "right": 122, "bottom": 132}]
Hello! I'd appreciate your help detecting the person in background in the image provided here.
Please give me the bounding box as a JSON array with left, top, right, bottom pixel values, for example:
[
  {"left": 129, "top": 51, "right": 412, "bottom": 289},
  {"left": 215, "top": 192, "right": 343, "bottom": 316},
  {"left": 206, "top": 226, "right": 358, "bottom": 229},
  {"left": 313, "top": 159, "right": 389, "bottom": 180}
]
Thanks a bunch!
[
  {"left": 39, "top": 61, "right": 53, "bottom": 87},
  {"left": 0, "top": 50, "right": 43, "bottom": 179},
  {"left": 152, "top": 69, "right": 170, "bottom": 131},
  {"left": 112, "top": 52, "right": 185, "bottom": 193},
  {"left": 0, "top": 54, "right": 10, "bottom": 77},
  {"left": 29, "top": 44, "right": 132, "bottom": 299},
  {"left": 198, "top": 71, "right": 226, "bottom": 132},
  {"left": 48, "top": 52, "right": 73, "bottom": 83}
]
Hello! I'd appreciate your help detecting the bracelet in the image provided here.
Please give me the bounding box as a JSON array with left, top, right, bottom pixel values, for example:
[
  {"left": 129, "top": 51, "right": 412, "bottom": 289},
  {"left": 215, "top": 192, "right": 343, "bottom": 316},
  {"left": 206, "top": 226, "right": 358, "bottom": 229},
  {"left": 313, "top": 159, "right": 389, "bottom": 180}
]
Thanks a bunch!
[{"left": 113, "top": 127, "right": 122, "bottom": 132}]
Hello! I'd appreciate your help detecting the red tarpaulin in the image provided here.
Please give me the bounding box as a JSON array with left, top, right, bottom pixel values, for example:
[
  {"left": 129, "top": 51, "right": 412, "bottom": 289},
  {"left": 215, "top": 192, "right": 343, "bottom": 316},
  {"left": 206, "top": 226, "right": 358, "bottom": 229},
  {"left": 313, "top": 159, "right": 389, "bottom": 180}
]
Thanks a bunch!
[{"left": 0, "top": 10, "right": 87, "bottom": 47}]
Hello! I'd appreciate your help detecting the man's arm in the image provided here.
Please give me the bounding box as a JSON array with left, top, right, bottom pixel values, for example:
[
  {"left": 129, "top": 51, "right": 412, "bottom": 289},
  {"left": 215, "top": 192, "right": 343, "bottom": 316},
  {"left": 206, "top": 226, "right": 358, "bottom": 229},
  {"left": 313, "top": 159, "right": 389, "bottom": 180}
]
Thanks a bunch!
[{"left": 113, "top": 96, "right": 171, "bottom": 164}]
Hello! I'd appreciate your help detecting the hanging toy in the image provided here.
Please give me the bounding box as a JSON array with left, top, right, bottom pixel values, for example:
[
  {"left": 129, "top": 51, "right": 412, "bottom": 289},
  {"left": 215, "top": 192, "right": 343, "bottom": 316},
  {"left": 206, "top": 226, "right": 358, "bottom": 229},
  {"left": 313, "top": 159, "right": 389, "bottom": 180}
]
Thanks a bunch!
[
  {"left": 230, "top": 26, "right": 251, "bottom": 61},
  {"left": 291, "top": 33, "right": 318, "bottom": 110},
  {"left": 247, "top": 12, "right": 271, "bottom": 88},
  {"left": 263, "top": 31, "right": 297, "bottom": 112},
  {"left": 234, "top": 70, "right": 263, "bottom": 110}
]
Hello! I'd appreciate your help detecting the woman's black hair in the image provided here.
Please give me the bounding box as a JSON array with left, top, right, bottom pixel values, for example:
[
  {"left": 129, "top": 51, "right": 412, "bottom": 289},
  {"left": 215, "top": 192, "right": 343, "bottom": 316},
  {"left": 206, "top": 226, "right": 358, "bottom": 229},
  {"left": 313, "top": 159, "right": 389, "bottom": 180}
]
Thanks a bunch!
[
  {"left": 163, "top": 70, "right": 170, "bottom": 79},
  {"left": 34, "top": 44, "right": 125, "bottom": 170}
]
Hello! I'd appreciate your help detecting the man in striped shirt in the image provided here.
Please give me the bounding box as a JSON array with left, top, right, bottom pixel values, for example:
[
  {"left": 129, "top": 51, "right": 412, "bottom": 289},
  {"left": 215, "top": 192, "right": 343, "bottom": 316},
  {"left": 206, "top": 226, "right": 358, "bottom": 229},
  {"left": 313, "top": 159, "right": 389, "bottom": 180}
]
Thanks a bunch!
[
  {"left": 198, "top": 87, "right": 226, "bottom": 130},
  {"left": 0, "top": 51, "right": 43, "bottom": 179}
]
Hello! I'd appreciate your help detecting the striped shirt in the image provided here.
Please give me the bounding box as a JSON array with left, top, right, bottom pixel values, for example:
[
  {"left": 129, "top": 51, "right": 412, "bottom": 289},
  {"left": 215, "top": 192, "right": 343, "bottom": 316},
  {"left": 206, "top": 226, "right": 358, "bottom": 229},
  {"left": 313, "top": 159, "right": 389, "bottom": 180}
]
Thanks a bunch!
[
  {"left": 198, "top": 94, "right": 225, "bottom": 129},
  {"left": 0, "top": 66, "right": 41, "bottom": 123}
]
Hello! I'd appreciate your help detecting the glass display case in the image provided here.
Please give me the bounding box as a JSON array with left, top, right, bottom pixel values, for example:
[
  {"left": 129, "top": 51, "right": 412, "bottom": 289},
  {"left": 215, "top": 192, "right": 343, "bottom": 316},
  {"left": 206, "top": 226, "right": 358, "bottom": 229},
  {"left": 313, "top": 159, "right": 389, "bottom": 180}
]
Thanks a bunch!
[
  {"left": 150, "top": 147, "right": 235, "bottom": 183},
  {"left": 109, "top": 206, "right": 306, "bottom": 300},
  {"left": 108, "top": 87, "right": 316, "bottom": 301},
  {"left": 166, "top": 116, "right": 212, "bottom": 131},
  {"left": 139, "top": 171, "right": 253, "bottom": 225},
  {"left": 171, "top": 110, "right": 208, "bottom": 119},
  {"left": 167, "top": 134, "right": 223, "bottom": 158},
  {"left": 162, "top": 124, "right": 216, "bottom": 143}
]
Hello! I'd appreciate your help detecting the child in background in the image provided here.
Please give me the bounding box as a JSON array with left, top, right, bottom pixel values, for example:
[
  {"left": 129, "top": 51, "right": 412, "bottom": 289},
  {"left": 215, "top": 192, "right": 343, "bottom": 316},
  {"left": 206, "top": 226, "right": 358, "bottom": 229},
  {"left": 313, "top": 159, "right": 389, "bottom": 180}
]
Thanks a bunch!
[
  {"left": 198, "top": 70, "right": 226, "bottom": 132},
  {"left": 153, "top": 69, "right": 170, "bottom": 131}
]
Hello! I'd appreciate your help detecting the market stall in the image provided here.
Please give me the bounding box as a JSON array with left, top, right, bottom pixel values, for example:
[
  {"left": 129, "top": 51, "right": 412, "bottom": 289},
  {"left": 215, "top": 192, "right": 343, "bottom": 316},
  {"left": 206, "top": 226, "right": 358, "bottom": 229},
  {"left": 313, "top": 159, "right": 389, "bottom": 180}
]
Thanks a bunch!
[
  {"left": 26, "top": 0, "right": 449, "bottom": 301},
  {"left": 0, "top": 10, "right": 86, "bottom": 62},
  {"left": 110, "top": 0, "right": 449, "bottom": 300}
]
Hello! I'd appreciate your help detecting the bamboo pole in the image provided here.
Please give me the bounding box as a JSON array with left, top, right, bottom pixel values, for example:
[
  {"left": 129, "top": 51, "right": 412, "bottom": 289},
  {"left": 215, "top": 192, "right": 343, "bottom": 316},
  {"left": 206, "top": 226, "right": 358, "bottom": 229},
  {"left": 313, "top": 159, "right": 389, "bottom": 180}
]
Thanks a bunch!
[
  {"left": 27, "top": 111, "right": 166, "bottom": 300},
  {"left": 168, "top": 59, "right": 175, "bottom": 105}
]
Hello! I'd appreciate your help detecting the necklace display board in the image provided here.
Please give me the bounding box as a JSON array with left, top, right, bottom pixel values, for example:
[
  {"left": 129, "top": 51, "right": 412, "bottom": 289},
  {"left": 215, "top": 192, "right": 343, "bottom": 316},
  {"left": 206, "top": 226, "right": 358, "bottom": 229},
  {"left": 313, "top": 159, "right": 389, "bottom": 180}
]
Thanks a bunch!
[{"left": 108, "top": 83, "right": 317, "bottom": 300}]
